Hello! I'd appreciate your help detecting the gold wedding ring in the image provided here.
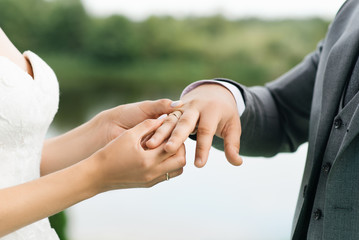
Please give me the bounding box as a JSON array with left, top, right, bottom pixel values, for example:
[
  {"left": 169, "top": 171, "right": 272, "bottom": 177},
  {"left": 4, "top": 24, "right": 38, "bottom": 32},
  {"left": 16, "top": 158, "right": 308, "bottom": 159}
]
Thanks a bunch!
[
  {"left": 166, "top": 172, "right": 170, "bottom": 181},
  {"left": 169, "top": 110, "right": 182, "bottom": 120}
]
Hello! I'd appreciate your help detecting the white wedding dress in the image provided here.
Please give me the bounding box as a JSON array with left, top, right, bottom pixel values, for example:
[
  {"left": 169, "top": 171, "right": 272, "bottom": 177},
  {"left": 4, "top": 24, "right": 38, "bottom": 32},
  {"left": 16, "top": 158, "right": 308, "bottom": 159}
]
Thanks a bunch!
[{"left": 0, "top": 51, "right": 60, "bottom": 240}]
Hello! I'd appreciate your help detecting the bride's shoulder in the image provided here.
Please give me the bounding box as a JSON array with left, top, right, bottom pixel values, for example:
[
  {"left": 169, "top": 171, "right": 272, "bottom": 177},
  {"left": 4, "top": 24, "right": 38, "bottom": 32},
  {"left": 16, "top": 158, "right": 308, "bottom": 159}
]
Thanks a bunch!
[
  {"left": 0, "top": 55, "right": 33, "bottom": 88},
  {"left": 23, "top": 51, "right": 58, "bottom": 83}
]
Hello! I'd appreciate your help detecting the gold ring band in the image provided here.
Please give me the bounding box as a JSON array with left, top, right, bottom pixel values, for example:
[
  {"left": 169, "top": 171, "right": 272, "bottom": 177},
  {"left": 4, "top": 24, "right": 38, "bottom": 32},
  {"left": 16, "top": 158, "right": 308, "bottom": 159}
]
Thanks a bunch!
[
  {"left": 169, "top": 111, "right": 182, "bottom": 120},
  {"left": 166, "top": 172, "right": 170, "bottom": 181}
]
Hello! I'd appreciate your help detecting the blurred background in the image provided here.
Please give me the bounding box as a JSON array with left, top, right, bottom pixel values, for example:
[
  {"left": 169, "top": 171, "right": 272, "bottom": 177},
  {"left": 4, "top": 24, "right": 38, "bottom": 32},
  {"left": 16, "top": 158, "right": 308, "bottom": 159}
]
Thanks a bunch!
[{"left": 0, "top": 0, "right": 344, "bottom": 239}]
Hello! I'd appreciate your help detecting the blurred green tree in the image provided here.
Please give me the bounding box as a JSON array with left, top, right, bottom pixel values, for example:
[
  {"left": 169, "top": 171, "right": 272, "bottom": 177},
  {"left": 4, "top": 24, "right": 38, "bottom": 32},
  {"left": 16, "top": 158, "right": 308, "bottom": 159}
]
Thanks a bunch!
[
  {"left": 86, "top": 15, "right": 140, "bottom": 61},
  {"left": 41, "top": 0, "right": 89, "bottom": 52}
]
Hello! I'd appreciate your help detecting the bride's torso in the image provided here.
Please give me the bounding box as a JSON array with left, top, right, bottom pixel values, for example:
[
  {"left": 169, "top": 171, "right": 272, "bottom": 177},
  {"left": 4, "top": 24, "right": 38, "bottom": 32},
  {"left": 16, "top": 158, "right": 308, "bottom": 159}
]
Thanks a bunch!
[{"left": 0, "top": 51, "right": 60, "bottom": 240}]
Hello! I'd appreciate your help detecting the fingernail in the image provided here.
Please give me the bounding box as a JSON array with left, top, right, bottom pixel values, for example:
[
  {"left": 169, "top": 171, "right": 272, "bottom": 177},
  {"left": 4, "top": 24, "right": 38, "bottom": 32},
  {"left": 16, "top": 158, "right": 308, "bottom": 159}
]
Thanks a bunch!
[
  {"left": 147, "top": 139, "right": 154, "bottom": 145},
  {"left": 170, "top": 100, "right": 183, "bottom": 108},
  {"left": 196, "top": 158, "right": 202, "bottom": 164},
  {"left": 158, "top": 114, "right": 167, "bottom": 120},
  {"left": 146, "top": 139, "right": 155, "bottom": 148}
]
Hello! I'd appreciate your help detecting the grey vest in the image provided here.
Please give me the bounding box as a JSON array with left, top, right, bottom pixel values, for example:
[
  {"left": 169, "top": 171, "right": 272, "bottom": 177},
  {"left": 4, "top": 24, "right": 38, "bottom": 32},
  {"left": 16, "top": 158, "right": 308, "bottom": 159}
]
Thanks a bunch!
[{"left": 307, "top": 56, "right": 359, "bottom": 239}]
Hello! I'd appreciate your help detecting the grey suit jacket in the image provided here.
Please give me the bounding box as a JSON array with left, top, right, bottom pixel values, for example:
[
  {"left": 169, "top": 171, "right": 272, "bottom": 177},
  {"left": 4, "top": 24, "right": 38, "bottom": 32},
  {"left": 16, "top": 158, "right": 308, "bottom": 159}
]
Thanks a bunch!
[{"left": 211, "top": 0, "right": 359, "bottom": 239}]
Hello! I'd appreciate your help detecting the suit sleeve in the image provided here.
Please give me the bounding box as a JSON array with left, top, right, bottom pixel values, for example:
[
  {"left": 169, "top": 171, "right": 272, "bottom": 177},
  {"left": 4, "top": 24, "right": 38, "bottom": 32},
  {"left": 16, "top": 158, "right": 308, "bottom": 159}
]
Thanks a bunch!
[{"left": 211, "top": 41, "right": 324, "bottom": 157}]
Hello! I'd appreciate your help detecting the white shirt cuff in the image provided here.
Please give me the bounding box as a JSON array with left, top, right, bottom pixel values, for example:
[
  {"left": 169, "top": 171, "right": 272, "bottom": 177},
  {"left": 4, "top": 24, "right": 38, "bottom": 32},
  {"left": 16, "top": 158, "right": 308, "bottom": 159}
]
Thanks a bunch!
[{"left": 181, "top": 80, "right": 246, "bottom": 116}]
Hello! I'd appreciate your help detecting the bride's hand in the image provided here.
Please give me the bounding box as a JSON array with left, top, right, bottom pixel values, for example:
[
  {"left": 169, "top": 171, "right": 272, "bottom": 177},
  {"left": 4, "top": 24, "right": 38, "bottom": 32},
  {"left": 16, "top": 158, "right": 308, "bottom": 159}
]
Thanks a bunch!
[
  {"left": 41, "top": 99, "right": 181, "bottom": 176},
  {"left": 88, "top": 118, "right": 186, "bottom": 192},
  {"left": 95, "top": 99, "right": 178, "bottom": 146}
]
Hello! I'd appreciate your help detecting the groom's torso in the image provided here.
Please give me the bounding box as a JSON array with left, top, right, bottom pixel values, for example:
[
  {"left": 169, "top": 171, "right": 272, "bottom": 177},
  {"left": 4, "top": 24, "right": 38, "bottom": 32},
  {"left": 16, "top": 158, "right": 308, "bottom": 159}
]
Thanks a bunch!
[{"left": 293, "top": 0, "right": 359, "bottom": 239}]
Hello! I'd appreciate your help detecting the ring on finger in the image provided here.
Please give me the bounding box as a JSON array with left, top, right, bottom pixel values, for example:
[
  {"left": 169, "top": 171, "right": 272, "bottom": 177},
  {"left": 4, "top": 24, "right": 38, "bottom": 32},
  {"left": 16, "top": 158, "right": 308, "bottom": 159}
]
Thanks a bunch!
[
  {"left": 165, "top": 172, "right": 170, "bottom": 181},
  {"left": 169, "top": 110, "right": 182, "bottom": 120}
]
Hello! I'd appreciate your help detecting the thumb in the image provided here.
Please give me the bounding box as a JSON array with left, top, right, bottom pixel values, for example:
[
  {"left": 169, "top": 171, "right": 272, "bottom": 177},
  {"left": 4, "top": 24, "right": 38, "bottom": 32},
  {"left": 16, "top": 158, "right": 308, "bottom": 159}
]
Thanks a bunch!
[
  {"left": 131, "top": 118, "right": 165, "bottom": 139},
  {"left": 140, "top": 99, "right": 183, "bottom": 117}
]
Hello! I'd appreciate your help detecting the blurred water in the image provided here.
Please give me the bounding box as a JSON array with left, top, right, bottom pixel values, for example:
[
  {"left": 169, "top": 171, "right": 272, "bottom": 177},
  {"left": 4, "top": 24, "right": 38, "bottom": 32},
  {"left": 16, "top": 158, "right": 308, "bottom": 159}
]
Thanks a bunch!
[{"left": 66, "top": 139, "right": 307, "bottom": 240}]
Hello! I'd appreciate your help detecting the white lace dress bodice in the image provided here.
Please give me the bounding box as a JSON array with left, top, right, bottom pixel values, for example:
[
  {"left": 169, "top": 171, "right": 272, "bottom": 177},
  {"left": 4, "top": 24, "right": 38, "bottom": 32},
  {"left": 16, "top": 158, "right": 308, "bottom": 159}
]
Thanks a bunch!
[{"left": 0, "top": 51, "right": 60, "bottom": 240}]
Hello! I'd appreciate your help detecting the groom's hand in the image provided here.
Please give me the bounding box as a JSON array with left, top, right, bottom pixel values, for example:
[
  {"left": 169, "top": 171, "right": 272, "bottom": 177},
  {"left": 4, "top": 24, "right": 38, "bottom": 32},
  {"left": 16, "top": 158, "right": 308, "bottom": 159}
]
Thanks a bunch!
[{"left": 146, "top": 84, "right": 243, "bottom": 168}]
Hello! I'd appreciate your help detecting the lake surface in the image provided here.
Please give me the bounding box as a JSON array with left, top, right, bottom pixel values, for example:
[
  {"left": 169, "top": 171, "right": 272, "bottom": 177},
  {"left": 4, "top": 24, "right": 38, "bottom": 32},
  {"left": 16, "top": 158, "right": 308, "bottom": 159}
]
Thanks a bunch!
[{"left": 67, "top": 139, "right": 307, "bottom": 240}]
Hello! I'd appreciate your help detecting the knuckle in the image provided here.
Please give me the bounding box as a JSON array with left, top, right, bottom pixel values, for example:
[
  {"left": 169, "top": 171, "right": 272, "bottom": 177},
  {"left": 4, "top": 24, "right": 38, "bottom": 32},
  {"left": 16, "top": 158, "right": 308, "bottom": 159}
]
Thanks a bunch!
[
  {"left": 122, "top": 130, "right": 134, "bottom": 141},
  {"left": 165, "top": 143, "right": 178, "bottom": 153},
  {"left": 143, "top": 119, "right": 155, "bottom": 128},
  {"left": 187, "top": 99, "right": 200, "bottom": 108},
  {"left": 179, "top": 144, "right": 186, "bottom": 153},
  {"left": 178, "top": 116, "right": 192, "bottom": 126},
  {"left": 152, "top": 128, "right": 164, "bottom": 136},
  {"left": 148, "top": 134, "right": 157, "bottom": 143},
  {"left": 158, "top": 98, "right": 171, "bottom": 106},
  {"left": 164, "top": 116, "right": 177, "bottom": 124},
  {"left": 178, "top": 156, "right": 186, "bottom": 167},
  {"left": 196, "top": 143, "right": 209, "bottom": 152},
  {"left": 170, "top": 130, "right": 182, "bottom": 139},
  {"left": 138, "top": 157, "right": 151, "bottom": 170},
  {"left": 224, "top": 140, "right": 238, "bottom": 150},
  {"left": 172, "top": 168, "right": 184, "bottom": 179},
  {"left": 96, "top": 148, "right": 108, "bottom": 163},
  {"left": 196, "top": 126, "right": 213, "bottom": 136},
  {"left": 153, "top": 128, "right": 169, "bottom": 139},
  {"left": 142, "top": 172, "right": 154, "bottom": 183}
]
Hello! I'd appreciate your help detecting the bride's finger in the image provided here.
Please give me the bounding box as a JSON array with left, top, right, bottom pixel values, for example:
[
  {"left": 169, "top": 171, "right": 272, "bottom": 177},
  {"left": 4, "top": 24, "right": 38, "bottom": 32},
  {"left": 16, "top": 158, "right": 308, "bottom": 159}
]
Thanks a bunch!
[
  {"left": 158, "top": 143, "right": 186, "bottom": 168},
  {"left": 140, "top": 132, "right": 154, "bottom": 150},
  {"left": 145, "top": 168, "right": 184, "bottom": 188},
  {"left": 146, "top": 110, "right": 182, "bottom": 149}
]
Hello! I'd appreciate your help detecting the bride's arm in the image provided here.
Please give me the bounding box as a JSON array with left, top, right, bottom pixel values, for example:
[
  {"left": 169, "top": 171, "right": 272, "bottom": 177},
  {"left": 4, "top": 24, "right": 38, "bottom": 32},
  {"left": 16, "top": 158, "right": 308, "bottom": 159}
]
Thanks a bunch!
[
  {"left": 0, "top": 119, "right": 186, "bottom": 237},
  {"left": 41, "top": 114, "right": 107, "bottom": 176},
  {"left": 0, "top": 156, "right": 96, "bottom": 237}
]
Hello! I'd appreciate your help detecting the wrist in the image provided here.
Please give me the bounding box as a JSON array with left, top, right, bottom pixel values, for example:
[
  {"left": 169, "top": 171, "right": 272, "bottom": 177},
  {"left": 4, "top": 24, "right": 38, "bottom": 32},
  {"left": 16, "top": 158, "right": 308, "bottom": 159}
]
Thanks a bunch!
[
  {"left": 88, "top": 111, "right": 110, "bottom": 149},
  {"left": 79, "top": 154, "right": 105, "bottom": 196}
]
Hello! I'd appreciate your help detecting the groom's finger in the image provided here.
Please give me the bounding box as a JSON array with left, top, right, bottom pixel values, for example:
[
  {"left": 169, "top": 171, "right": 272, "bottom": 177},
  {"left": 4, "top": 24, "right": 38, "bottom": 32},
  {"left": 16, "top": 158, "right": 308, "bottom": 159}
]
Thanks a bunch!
[
  {"left": 193, "top": 110, "right": 218, "bottom": 168},
  {"left": 146, "top": 113, "right": 180, "bottom": 149},
  {"left": 130, "top": 118, "right": 164, "bottom": 142},
  {"left": 223, "top": 117, "right": 243, "bottom": 166},
  {"left": 164, "top": 109, "right": 199, "bottom": 153}
]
